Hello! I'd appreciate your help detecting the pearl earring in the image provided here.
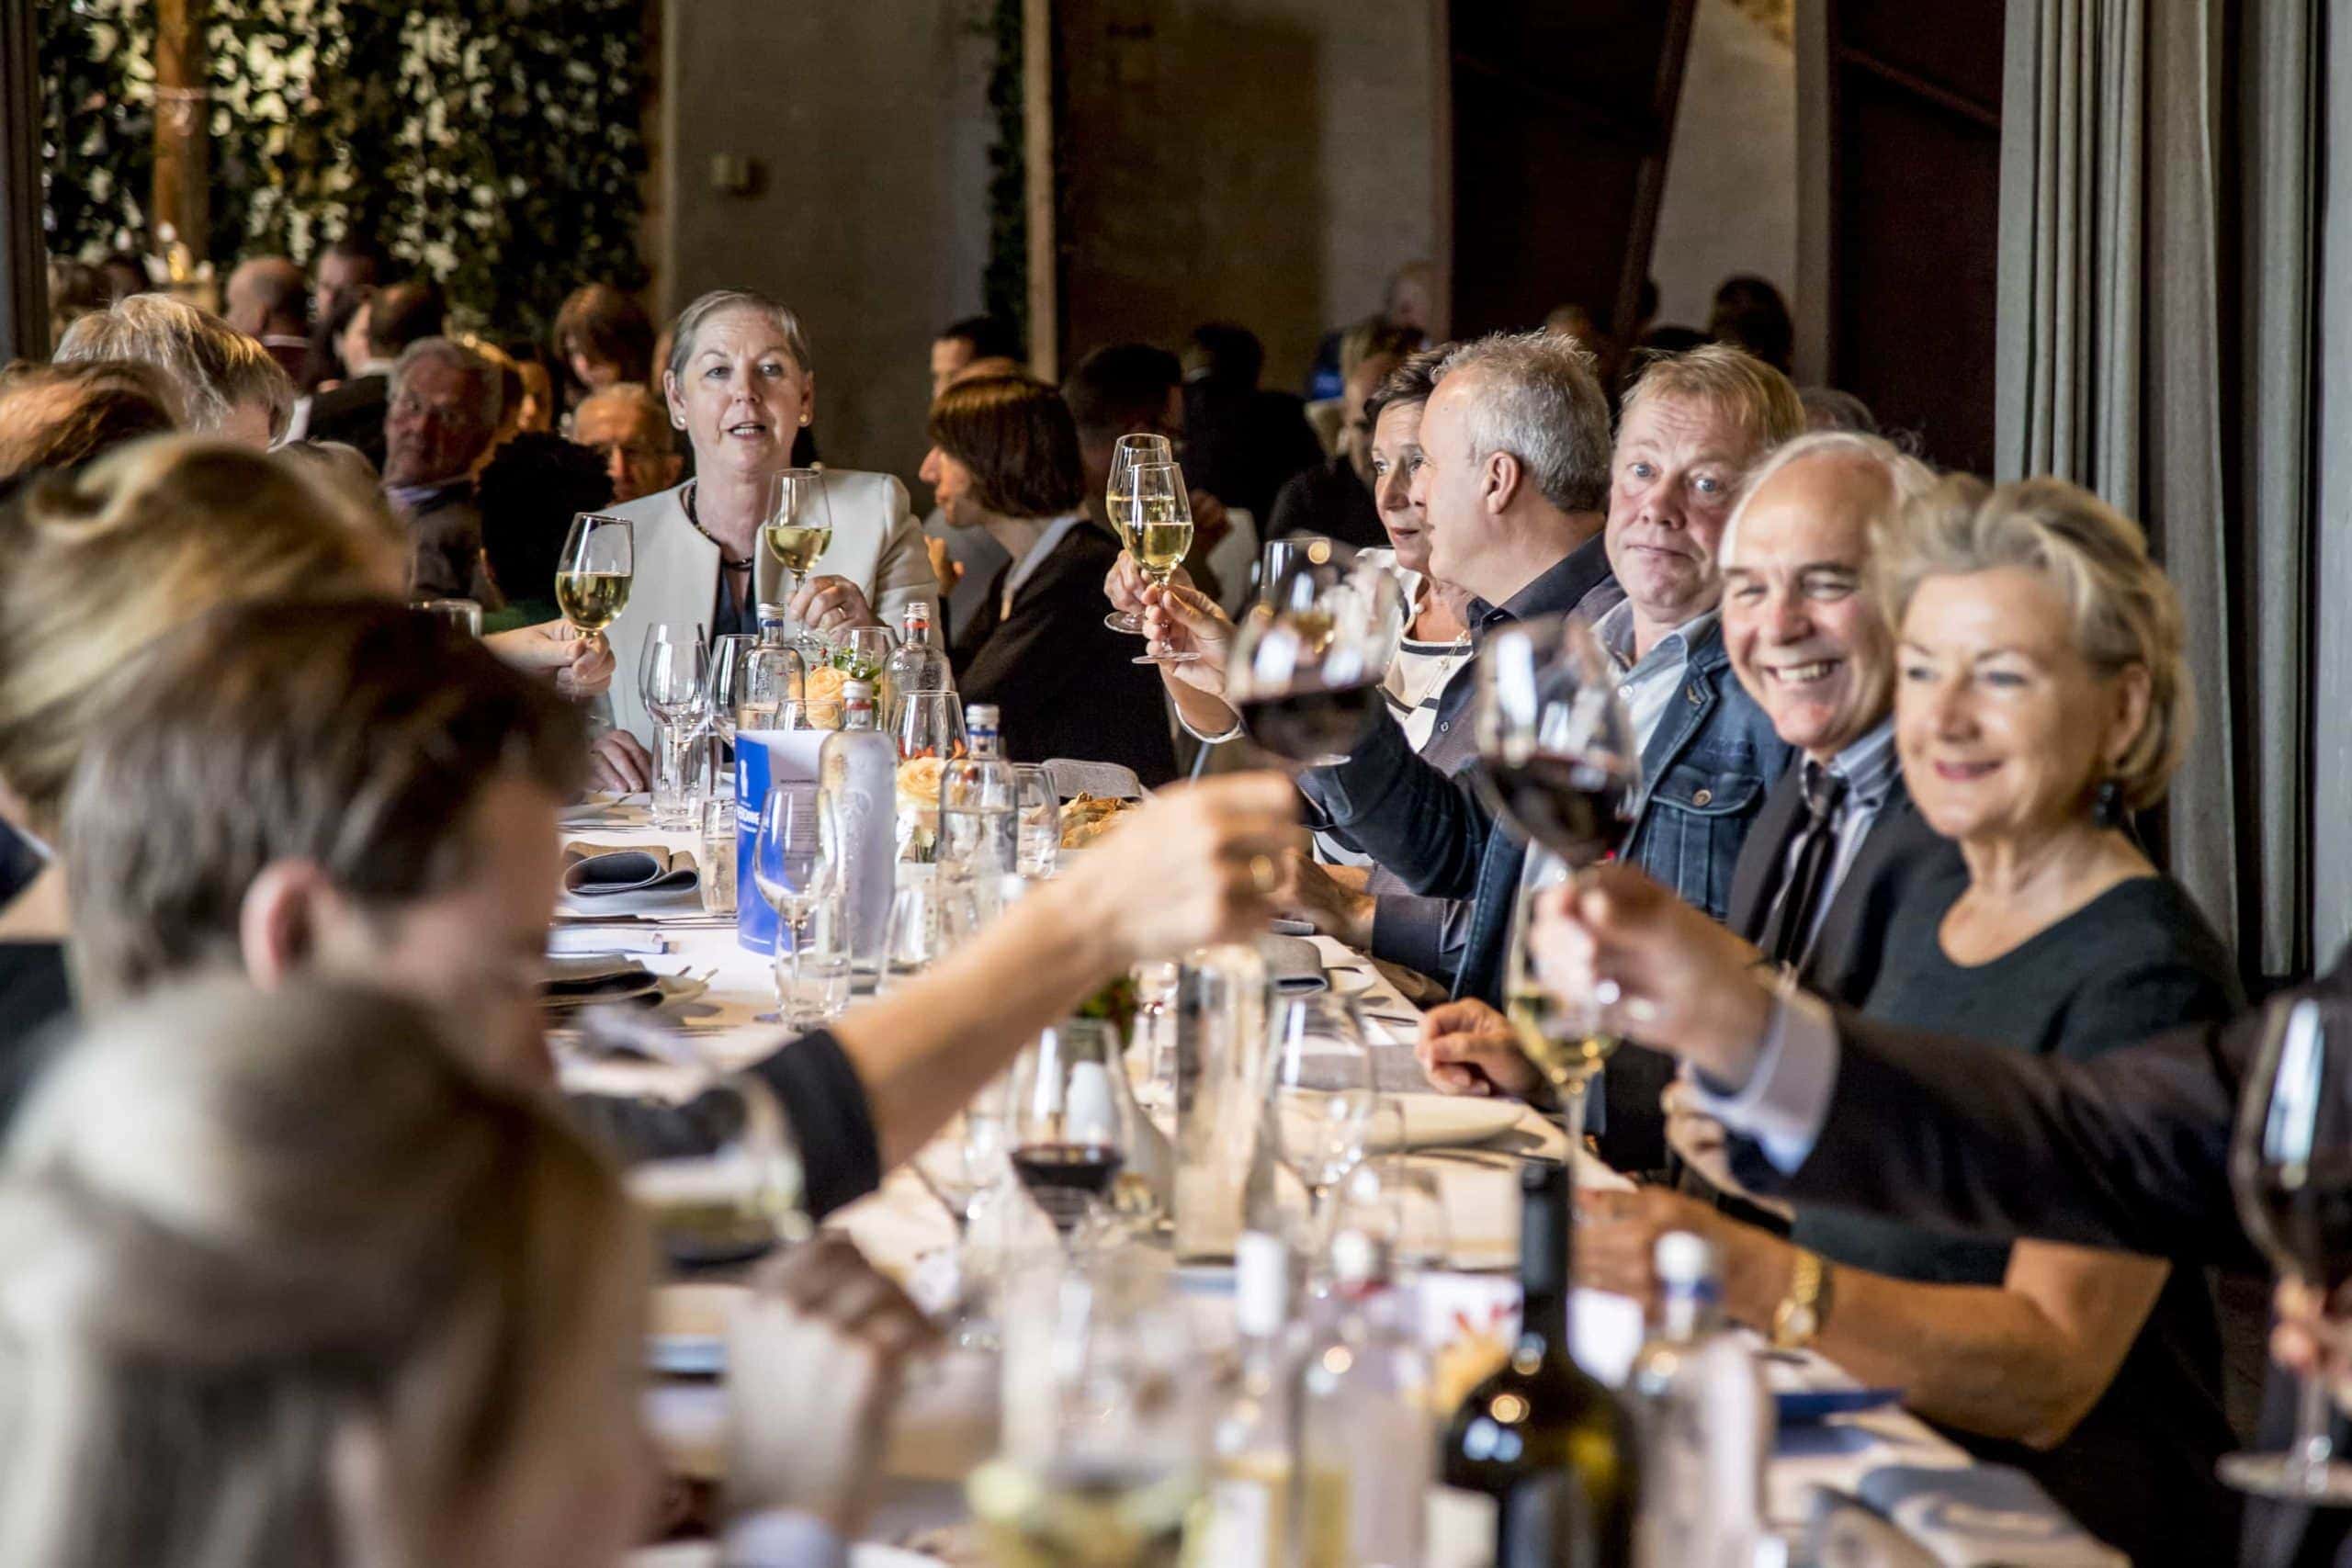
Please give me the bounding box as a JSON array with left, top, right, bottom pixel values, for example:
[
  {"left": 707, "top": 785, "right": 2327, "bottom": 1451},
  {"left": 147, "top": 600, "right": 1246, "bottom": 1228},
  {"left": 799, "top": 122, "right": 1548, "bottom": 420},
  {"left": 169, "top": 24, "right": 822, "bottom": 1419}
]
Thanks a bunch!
[{"left": 798, "top": 412, "right": 810, "bottom": 426}]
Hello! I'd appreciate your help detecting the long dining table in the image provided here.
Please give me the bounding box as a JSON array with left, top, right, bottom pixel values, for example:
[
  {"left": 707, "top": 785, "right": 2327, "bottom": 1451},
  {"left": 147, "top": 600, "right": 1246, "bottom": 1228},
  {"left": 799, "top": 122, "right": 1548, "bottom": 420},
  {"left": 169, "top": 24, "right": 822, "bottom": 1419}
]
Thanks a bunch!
[{"left": 553, "top": 797, "right": 2100, "bottom": 1566}]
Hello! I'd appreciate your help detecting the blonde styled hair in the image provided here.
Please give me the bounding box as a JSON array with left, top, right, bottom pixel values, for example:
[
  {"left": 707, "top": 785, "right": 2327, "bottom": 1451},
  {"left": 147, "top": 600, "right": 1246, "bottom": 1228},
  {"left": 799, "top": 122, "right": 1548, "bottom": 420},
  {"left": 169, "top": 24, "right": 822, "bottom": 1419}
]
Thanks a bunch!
[
  {"left": 1620, "top": 343, "right": 1805, "bottom": 456},
  {"left": 0, "top": 979, "right": 639, "bottom": 1568},
  {"left": 1883, "top": 475, "right": 2191, "bottom": 809},
  {"left": 0, "top": 435, "right": 402, "bottom": 831},
  {"left": 53, "top": 294, "right": 295, "bottom": 440}
]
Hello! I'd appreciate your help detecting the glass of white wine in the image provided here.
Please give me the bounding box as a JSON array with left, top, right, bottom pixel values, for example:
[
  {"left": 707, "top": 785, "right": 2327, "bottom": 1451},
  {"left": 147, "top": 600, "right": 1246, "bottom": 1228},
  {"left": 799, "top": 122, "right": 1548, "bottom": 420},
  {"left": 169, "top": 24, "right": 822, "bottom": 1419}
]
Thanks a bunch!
[
  {"left": 1102, "top": 433, "right": 1173, "bottom": 635},
  {"left": 556, "top": 511, "right": 634, "bottom": 643},
  {"left": 762, "top": 468, "right": 834, "bottom": 651},
  {"left": 1123, "top": 460, "right": 1198, "bottom": 667}
]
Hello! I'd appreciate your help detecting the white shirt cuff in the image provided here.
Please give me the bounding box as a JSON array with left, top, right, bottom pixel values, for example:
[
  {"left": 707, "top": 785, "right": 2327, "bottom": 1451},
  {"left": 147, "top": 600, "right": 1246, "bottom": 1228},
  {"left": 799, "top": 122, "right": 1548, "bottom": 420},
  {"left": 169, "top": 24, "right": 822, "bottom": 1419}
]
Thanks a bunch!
[
  {"left": 1680, "top": 987, "right": 1840, "bottom": 1175},
  {"left": 720, "top": 1510, "right": 851, "bottom": 1568},
  {"left": 1180, "top": 712, "right": 1246, "bottom": 744}
]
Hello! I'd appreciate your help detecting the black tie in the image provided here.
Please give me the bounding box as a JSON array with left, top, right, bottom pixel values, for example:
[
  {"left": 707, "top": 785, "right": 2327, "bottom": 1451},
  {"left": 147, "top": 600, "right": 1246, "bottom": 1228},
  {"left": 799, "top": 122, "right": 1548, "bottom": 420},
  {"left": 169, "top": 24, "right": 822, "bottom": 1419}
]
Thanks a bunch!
[{"left": 1759, "top": 762, "right": 1849, "bottom": 967}]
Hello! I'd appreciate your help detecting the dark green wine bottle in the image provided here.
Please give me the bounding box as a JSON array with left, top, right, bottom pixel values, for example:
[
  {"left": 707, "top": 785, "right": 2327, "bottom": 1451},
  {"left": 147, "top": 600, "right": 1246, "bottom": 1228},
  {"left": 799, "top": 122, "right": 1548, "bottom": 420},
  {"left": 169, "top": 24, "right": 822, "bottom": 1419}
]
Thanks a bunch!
[{"left": 1432, "top": 1160, "right": 1639, "bottom": 1568}]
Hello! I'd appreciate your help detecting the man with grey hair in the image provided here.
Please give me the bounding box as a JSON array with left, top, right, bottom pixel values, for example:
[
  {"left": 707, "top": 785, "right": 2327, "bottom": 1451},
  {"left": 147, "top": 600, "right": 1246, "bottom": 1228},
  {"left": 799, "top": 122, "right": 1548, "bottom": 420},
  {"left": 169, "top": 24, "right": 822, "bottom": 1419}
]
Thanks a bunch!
[
  {"left": 383, "top": 337, "right": 504, "bottom": 604},
  {"left": 52, "top": 294, "right": 293, "bottom": 448}
]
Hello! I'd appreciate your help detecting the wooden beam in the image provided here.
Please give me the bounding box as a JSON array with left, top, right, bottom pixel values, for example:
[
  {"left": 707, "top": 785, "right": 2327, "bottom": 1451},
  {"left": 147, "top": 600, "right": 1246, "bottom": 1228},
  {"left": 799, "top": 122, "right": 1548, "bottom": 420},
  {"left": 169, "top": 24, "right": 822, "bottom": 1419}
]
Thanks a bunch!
[
  {"left": 0, "top": 0, "right": 46, "bottom": 360},
  {"left": 152, "top": 0, "right": 212, "bottom": 266},
  {"left": 1022, "top": 0, "right": 1058, "bottom": 380}
]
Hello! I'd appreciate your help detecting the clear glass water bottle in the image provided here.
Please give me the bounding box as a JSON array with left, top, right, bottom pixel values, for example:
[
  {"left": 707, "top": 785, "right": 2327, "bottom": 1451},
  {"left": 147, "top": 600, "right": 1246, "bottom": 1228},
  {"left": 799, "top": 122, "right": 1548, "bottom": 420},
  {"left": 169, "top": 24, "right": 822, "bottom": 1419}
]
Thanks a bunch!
[
  {"left": 1300, "top": 1229, "right": 1432, "bottom": 1568},
  {"left": 937, "top": 702, "right": 1018, "bottom": 879}
]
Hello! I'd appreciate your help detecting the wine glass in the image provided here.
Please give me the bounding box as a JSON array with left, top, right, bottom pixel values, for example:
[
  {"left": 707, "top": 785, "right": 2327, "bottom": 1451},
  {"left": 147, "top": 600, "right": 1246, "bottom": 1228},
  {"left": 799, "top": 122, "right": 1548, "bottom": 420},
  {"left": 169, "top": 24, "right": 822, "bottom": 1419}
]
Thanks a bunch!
[
  {"left": 706, "top": 633, "right": 760, "bottom": 748},
  {"left": 1266, "top": 994, "right": 1377, "bottom": 1247},
  {"left": 576, "top": 1065, "right": 810, "bottom": 1268},
  {"left": 880, "top": 872, "right": 943, "bottom": 992},
  {"left": 557, "top": 511, "right": 634, "bottom": 643},
  {"left": 1223, "top": 538, "right": 1407, "bottom": 767},
  {"left": 2222, "top": 998, "right": 2352, "bottom": 1501},
  {"left": 1472, "top": 614, "right": 1642, "bottom": 1139},
  {"left": 778, "top": 697, "right": 844, "bottom": 732},
  {"left": 833, "top": 626, "right": 894, "bottom": 690},
  {"left": 751, "top": 784, "right": 842, "bottom": 1026},
  {"left": 412, "top": 597, "right": 483, "bottom": 636},
  {"left": 1123, "top": 462, "right": 1199, "bottom": 666},
  {"left": 1014, "top": 764, "right": 1059, "bottom": 878},
  {"left": 763, "top": 468, "right": 835, "bottom": 651},
  {"left": 639, "top": 625, "right": 711, "bottom": 827},
  {"left": 896, "top": 689, "right": 969, "bottom": 761},
  {"left": 911, "top": 1094, "right": 1012, "bottom": 1348},
  {"left": 1006, "top": 1019, "right": 1135, "bottom": 1241},
  {"left": 1102, "top": 433, "right": 1174, "bottom": 635}
]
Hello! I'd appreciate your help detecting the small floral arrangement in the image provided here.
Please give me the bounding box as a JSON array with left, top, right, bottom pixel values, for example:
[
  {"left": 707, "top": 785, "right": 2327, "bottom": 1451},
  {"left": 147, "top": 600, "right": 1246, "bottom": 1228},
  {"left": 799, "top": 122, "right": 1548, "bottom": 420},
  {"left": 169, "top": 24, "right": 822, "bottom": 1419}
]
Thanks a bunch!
[{"left": 1075, "top": 970, "right": 1140, "bottom": 1043}]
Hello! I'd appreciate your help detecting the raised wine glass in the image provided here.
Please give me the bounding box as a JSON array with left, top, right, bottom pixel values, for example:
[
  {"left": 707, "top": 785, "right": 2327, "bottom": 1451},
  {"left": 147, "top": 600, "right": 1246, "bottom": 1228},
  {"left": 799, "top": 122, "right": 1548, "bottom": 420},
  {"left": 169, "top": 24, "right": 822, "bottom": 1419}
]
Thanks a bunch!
[
  {"left": 556, "top": 511, "right": 634, "bottom": 643},
  {"left": 763, "top": 468, "right": 835, "bottom": 652},
  {"left": 1222, "top": 538, "right": 1406, "bottom": 769},
  {"left": 1102, "top": 433, "right": 1174, "bottom": 635},
  {"left": 1123, "top": 462, "right": 1200, "bottom": 666},
  {"left": 1006, "top": 1019, "right": 1133, "bottom": 1243},
  {"left": 2222, "top": 997, "right": 2352, "bottom": 1502},
  {"left": 1472, "top": 614, "right": 1641, "bottom": 1145}
]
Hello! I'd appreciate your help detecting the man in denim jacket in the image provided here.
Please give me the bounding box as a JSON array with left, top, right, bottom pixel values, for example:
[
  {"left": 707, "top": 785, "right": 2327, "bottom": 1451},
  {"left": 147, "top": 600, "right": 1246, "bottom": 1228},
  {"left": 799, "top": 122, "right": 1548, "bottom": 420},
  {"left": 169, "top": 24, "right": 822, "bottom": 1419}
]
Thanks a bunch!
[{"left": 1314, "top": 344, "right": 1799, "bottom": 1169}]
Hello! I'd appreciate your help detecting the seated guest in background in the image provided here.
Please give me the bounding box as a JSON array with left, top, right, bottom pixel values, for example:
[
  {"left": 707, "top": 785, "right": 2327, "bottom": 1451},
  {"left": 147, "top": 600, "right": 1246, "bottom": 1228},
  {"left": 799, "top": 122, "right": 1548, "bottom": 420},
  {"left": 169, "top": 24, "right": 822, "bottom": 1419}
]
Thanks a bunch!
[
  {"left": 924, "top": 373, "right": 1178, "bottom": 785},
  {"left": 930, "top": 312, "right": 1023, "bottom": 399},
  {"left": 307, "top": 276, "right": 443, "bottom": 467},
  {"left": 382, "top": 336, "right": 506, "bottom": 604},
  {"left": 922, "top": 315, "right": 1025, "bottom": 638},
  {"left": 480, "top": 432, "right": 616, "bottom": 631},
  {"left": 503, "top": 336, "right": 559, "bottom": 434},
  {"left": 64, "top": 598, "right": 1290, "bottom": 1192},
  {"left": 1801, "top": 385, "right": 1880, "bottom": 434},
  {"left": 1421, "top": 430, "right": 1952, "bottom": 1106},
  {"left": 571, "top": 383, "right": 680, "bottom": 505},
  {"left": 0, "top": 977, "right": 939, "bottom": 1568},
  {"left": 1181, "top": 321, "right": 1324, "bottom": 526},
  {"left": 554, "top": 280, "right": 658, "bottom": 408},
  {"left": 311, "top": 231, "right": 381, "bottom": 326},
  {"left": 1303, "top": 260, "right": 1435, "bottom": 401},
  {"left": 53, "top": 293, "right": 294, "bottom": 448},
  {"left": 0, "top": 360, "right": 181, "bottom": 491},
  {"left": 606, "top": 288, "right": 937, "bottom": 744},
  {"left": 1707, "top": 275, "right": 1796, "bottom": 374},
  {"left": 44, "top": 257, "right": 107, "bottom": 349},
  {"left": 1264, "top": 333, "right": 1406, "bottom": 550},
  {"left": 1305, "top": 317, "right": 1426, "bottom": 455},
  {"left": 1551, "top": 476, "right": 2242, "bottom": 1564},
  {"left": 222, "top": 254, "right": 312, "bottom": 378},
  {"left": 1065, "top": 342, "right": 1240, "bottom": 606}
]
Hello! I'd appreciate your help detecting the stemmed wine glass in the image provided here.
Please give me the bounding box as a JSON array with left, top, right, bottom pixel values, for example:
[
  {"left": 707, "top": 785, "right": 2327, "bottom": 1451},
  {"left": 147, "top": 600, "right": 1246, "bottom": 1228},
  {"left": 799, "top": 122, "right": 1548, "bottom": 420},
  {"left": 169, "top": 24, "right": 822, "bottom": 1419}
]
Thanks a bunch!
[
  {"left": 1472, "top": 614, "right": 1641, "bottom": 1145},
  {"left": 578, "top": 1065, "right": 810, "bottom": 1268},
  {"left": 639, "top": 624, "right": 710, "bottom": 826},
  {"left": 1222, "top": 538, "right": 1406, "bottom": 768},
  {"left": 1102, "top": 434, "right": 1174, "bottom": 635},
  {"left": 706, "top": 633, "right": 760, "bottom": 749},
  {"left": 2222, "top": 998, "right": 2352, "bottom": 1501},
  {"left": 763, "top": 468, "right": 834, "bottom": 651},
  {"left": 556, "top": 511, "right": 634, "bottom": 644},
  {"left": 910, "top": 1085, "right": 1011, "bottom": 1347},
  {"left": 751, "top": 784, "right": 842, "bottom": 1027},
  {"left": 1122, "top": 462, "right": 1199, "bottom": 666},
  {"left": 897, "top": 690, "right": 968, "bottom": 761},
  {"left": 1006, "top": 1019, "right": 1134, "bottom": 1243},
  {"left": 1266, "top": 993, "right": 1378, "bottom": 1248}
]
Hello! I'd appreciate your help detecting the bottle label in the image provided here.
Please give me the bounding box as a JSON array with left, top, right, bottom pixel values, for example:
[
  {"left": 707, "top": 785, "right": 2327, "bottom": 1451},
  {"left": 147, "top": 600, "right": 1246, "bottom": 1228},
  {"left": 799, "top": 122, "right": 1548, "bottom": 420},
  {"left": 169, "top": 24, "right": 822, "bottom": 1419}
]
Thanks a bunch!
[{"left": 1425, "top": 1485, "right": 1499, "bottom": 1568}]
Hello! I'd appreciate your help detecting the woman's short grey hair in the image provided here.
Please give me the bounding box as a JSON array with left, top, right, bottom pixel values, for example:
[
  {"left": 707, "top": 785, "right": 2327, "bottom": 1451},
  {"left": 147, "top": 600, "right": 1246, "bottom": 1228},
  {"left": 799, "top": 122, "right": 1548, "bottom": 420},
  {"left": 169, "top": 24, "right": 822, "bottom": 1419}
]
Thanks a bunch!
[
  {"left": 1430, "top": 330, "right": 1612, "bottom": 513},
  {"left": 664, "top": 288, "right": 814, "bottom": 385},
  {"left": 1883, "top": 474, "right": 2191, "bottom": 810},
  {"left": 1721, "top": 429, "right": 1938, "bottom": 567},
  {"left": 52, "top": 294, "right": 294, "bottom": 439},
  {"left": 390, "top": 337, "right": 503, "bottom": 434}
]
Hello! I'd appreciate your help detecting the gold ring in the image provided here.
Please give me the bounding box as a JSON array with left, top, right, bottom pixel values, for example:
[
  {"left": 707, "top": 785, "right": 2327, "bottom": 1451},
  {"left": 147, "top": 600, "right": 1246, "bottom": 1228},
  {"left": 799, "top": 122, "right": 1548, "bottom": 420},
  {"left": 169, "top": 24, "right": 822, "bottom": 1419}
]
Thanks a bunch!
[{"left": 1247, "top": 853, "right": 1279, "bottom": 896}]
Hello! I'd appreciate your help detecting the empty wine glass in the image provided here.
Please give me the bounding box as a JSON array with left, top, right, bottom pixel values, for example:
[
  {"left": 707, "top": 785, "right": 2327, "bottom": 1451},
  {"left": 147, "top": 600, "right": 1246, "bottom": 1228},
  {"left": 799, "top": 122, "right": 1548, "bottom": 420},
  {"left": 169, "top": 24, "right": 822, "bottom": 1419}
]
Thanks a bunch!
[
  {"left": 639, "top": 625, "right": 711, "bottom": 827},
  {"left": 2222, "top": 998, "right": 2352, "bottom": 1501},
  {"left": 1007, "top": 1019, "right": 1135, "bottom": 1242},
  {"left": 706, "top": 633, "right": 761, "bottom": 748},
  {"left": 1014, "top": 764, "right": 1059, "bottom": 878},
  {"left": 1102, "top": 433, "right": 1174, "bottom": 635},
  {"left": 880, "top": 872, "right": 943, "bottom": 993},
  {"left": 763, "top": 468, "right": 835, "bottom": 651},
  {"left": 751, "top": 784, "right": 842, "bottom": 1027},
  {"left": 777, "top": 697, "right": 844, "bottom": 732},
  {"left": 896, "top": 689, "right": 969, "bottom": 761},
  {"left": 1224, "top": 538, "right": 1406, "bottom": 767},
  {"left": 557, "top": 511, "right": 634, "bottom": 643},
  {"left": 1266, "top": 994, "right": 1377, "bottom": 1246},
  {"left": 833, "top": 626, "right": 894, "bottom": 689}
]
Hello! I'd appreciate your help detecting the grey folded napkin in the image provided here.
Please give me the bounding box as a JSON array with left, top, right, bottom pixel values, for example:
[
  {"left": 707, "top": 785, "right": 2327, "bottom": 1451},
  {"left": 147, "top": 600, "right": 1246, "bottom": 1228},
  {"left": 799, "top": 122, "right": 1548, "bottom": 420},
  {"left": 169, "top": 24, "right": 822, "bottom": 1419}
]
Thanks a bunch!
[
  {"left": 561, "top": 845, "right": 699, "bottom": 898},
  {"left": 541, "top": 954, "right": 661, "bottom": 1005},
  {"left": 1257, "top": 933, "right": 1330, "bottom": 994}
]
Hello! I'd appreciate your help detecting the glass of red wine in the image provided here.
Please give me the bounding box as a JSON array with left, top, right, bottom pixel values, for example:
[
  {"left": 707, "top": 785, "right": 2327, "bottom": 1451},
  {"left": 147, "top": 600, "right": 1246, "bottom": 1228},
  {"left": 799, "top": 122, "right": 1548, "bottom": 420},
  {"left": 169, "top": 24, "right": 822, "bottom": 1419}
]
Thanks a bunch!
[
  {"left": 1470, "top": 615, "right": 1641, "bottom": 1132},
  {"left": 1223, "top": 538, "right": 1406, "bottom": 770},
  {"left": 2223, "top": 997, "right": 2352, "bottom": 1501},
  {"left": 1007, "top": 1019, "right": 1136, "bottom": 1246}
]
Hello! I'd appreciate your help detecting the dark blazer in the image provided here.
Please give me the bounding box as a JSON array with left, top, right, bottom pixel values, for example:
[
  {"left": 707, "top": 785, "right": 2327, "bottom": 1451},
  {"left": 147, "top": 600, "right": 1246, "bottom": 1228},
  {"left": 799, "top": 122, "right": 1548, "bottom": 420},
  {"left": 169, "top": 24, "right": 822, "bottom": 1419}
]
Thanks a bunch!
[
  {"left": 1736, "top": 949, "right": 2352, "bottom": 1568},
  {"left": 400, "top": 480, "right": 499, "bottom": 604},
  {"left": 951, "top": 523, "right": 1178, "bottom": 787},
  {"left": 306, "top": 372, "right": 390, "bottom": 470},
  {"left": 1723, "top": 764, "right": 1965, "bottom": 1008}
]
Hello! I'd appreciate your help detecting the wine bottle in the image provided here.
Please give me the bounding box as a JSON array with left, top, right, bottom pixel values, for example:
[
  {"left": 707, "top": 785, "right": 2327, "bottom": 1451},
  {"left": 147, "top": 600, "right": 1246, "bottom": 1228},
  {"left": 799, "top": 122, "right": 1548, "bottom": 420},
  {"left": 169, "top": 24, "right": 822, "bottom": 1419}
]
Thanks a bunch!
[{"left": 1434, "top": 1161, "right": 1639, "bottom": 1568}]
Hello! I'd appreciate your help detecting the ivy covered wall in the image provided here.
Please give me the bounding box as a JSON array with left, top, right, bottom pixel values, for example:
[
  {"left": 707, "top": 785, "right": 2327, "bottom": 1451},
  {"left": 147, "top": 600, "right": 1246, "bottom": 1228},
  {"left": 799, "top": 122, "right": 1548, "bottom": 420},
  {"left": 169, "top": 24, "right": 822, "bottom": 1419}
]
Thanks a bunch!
[{"left": 38, "top": 0, "right": 651, "bottom": 335}]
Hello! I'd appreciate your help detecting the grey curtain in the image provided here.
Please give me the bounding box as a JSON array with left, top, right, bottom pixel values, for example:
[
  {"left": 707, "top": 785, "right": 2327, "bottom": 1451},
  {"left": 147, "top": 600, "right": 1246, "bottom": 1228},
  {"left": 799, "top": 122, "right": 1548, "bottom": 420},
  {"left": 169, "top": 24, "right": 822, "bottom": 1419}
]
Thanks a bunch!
[{"left": 1995, "top": 0, "right": 2331, "bottom": 985}]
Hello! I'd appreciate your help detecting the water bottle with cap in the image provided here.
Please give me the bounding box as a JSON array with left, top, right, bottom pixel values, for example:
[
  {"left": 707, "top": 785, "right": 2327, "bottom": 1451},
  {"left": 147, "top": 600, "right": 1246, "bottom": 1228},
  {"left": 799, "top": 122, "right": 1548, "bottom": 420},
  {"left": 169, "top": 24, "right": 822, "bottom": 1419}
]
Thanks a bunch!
[
  {"left": 1189, "top": 1231, "right": 1304, "bottom": 1568},
  {"left": 937, "top": 703, "right": 1018, "bottom": 880},
  {"left": 1631, "top": 1231, "right": 1769, "bottom": 1568},
  {"left": 1301, "top": 1229, "right": 1431, "bottom": 1568}
]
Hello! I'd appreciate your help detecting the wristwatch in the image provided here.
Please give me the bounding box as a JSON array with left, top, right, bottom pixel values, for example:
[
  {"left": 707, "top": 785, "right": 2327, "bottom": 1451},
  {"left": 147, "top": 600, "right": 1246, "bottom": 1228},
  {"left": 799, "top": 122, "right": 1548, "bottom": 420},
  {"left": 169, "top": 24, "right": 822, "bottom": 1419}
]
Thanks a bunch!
[{"left": 1770, "top": 1247, "right": 1834, "bottom": 1351}]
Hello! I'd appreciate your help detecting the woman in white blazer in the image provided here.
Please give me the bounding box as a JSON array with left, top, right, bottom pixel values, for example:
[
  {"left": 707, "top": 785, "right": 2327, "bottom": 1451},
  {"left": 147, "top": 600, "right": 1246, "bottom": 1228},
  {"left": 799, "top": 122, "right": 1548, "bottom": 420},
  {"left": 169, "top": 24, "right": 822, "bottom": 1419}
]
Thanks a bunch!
[{"left": 604, "top": 288, "right": 939, "bottom": 744}]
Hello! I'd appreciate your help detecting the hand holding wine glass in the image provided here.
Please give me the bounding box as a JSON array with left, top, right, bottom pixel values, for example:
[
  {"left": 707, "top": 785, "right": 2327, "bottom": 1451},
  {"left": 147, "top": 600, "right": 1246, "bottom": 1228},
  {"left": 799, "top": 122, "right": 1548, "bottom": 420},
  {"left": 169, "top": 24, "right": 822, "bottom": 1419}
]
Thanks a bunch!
[
  {"left": 556, "top": 511, "right": 634, "bottom": 646},
  {"left": 1122, "top": 462, "right": 1200, "bottom": 667},
  {"left": 1223, "top": 539, "right": 1405, "bottom": 768},
  {"left": 763, "top": 468, "right": 836, "bottom": 649},
  {"left": 1102, "top": 434, "right": 1174, "bottom": 636}
]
